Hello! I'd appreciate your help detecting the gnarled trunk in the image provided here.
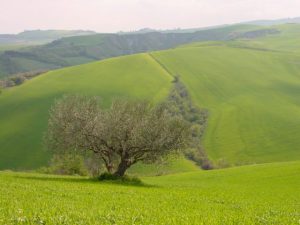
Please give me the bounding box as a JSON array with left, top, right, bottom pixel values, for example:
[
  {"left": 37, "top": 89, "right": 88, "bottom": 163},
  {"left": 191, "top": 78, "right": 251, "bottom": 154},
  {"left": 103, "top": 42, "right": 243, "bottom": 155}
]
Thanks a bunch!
[
  {"left": 114, "top": 159, "right": 130, "bottom": 177},
  {"left": 107, "top": 163, "right": 114, "bottom": 174},
  {"left": 102, "top": 158, "right": 114, "bottom": 174}
]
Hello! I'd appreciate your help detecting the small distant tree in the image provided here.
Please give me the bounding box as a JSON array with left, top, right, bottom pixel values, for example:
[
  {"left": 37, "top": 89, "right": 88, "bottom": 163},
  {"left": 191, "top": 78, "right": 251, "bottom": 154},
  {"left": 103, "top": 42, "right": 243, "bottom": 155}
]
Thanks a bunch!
[
  {"left": 4, "top": 79, "right": 15, "bottom": 87},
  {"left": 0, "top": 79, "right": 3, "bottom": 87},
  {"left": 45, "top": 95, "right": 191, "bottom": 177},
  {"left": 11, "top": 75, "right": 26, "bottom": 85}
]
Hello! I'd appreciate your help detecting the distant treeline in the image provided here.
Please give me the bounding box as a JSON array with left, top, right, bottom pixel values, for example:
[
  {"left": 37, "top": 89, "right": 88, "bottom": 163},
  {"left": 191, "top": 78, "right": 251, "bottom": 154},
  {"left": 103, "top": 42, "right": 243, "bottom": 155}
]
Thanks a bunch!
[{"left": 0, "top": 70, "right": 47, "bottom": 89}]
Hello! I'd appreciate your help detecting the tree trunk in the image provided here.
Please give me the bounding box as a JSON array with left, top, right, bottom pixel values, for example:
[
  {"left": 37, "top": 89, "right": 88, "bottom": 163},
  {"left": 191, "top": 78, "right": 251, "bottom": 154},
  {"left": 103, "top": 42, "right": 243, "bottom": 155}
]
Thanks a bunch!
[
  {"left": 107, "top": 162, "right": 114, "bottom": 174},
  {"left": 114, "top": 159, "right": 130, "bottom": 177},
  {"left": 103, "top": 160, "right": 114, "bottom": 174}
]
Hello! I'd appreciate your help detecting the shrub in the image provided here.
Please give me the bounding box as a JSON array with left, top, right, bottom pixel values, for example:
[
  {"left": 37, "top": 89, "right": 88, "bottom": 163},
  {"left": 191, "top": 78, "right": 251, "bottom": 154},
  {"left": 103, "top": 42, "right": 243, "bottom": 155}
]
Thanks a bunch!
[
  {"left": 98, "top": 172, "right": 142, "bottom": 185},
  {"left": 44, "top": 154, "right": 88, "bottom": 176},
  {"left": 185, "top": 148, "right": 214, "bottom": 170},
  {"left": 84, "top": 154, "right": 106, "bottom": 177},
  {"left": 11, "top": 75, "right": 26, "bottom": 85},
  {"left": 215, "top": 158, "right": 231, "bottom": 169}
]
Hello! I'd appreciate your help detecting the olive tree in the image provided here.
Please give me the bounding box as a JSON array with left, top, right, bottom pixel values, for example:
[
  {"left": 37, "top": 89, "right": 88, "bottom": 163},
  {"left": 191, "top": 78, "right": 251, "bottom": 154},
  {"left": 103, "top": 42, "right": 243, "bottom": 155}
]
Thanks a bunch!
[{"left": 45, "top": 95, "right": 191, "bottom": 176}]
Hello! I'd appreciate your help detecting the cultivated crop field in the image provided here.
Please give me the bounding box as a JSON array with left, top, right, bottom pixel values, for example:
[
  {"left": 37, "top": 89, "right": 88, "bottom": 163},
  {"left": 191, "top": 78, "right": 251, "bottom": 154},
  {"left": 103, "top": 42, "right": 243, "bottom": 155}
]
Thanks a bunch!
[
  {"left": 153, "top": 44, "right": 300, "bottom": 165},
  {"left": 0, "top": 161, "right": 299, "bottom": 225}
]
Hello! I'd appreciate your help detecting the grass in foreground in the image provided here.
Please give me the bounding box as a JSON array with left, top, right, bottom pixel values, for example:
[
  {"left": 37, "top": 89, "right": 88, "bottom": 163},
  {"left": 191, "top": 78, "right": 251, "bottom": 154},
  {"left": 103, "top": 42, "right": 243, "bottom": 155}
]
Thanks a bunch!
[{"left": 0, "top": 161, "right": 299, "bottom": 224}]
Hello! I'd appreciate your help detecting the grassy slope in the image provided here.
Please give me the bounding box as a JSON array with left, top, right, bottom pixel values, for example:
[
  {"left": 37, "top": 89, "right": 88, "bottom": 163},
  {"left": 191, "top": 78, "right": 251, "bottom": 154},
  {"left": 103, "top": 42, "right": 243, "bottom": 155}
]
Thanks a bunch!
[
  {"left": 235, "top": 24, "right": 300, "bottom": 52},
  {"left": 0, "top": 24, "right": 268, "bottom": 78},
  {"left": 0, "top": 53, "right": 173, "bottom": 169},
  {"left": 1, "top": 24, "right": 300, "bottom": 169},
  {"left": 0, "top": 161, "right": 299, "bottom": 224},
  {"left": 152, "top": 45, "right": 300, "bottom": 164},
  {"left": 128, "top": 155, "right": 199, "bottom": 176}
]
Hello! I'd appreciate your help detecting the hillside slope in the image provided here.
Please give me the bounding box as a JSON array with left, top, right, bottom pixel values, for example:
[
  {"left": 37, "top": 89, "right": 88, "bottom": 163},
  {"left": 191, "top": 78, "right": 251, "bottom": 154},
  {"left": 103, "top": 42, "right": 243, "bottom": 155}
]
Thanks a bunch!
[
  {"left": 245, "top": 16, "right": 300, "bottom": 26},
  {"left": 0, "top": 30, "right": 95, "bottom": 45},
  {"left": 0, "top": 24, "right": 269, "bottom": 78},
  {"left": 0, "top": 54, "right": 173, "bottom": 169},
  {"left": 1, "top": 29, "right": 300, "bottom": 169},
  {"left": 247, "top": 24, "right": 300, "bottom": 52},
  {"left": 153, "top": 44, "right": 300, "bottom": 165}
]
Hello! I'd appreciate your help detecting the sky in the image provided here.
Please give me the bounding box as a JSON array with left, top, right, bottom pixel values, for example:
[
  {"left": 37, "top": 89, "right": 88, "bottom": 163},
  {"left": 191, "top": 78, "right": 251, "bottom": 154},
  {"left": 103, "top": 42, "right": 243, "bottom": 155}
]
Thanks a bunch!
[{"left": 0, "top": 0, "right": 300, "bottom": 34}]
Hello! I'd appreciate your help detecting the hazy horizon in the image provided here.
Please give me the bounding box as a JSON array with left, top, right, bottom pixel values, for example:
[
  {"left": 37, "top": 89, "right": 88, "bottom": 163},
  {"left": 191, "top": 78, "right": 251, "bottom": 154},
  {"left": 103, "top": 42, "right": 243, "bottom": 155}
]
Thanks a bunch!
[{"left": 1, "top": 0, "right": 300, "bottom": 34}]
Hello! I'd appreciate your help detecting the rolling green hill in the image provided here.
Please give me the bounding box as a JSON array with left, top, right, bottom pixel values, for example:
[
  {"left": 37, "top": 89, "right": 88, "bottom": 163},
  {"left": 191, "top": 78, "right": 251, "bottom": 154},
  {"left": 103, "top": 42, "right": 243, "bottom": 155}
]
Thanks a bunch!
[
  {"left": 1, "top": 24, "right": 300, "bottom": 170},
  {"left": 0, "top": 161, "right": 299, "bottom": 224},
  {"left": 246, "top": 24, "right": 300, "bottom": 52},
  {"left": 0, "top": 24, "right": 270, "bottom": 78},
  {"left": 0, "top": 30, "right": 95, "bottom": 45},
  {"left": 0, "top": 54, "right": 173, "bottom": 169},
  {"left": 0, "top": 44, "right": 32, "bottom": 52},
  {"left": 244, "top": 16, "right": 300, "bottom": 26},
  {"left": 152, "top": 44, "right": 300, "bottom": 165}
]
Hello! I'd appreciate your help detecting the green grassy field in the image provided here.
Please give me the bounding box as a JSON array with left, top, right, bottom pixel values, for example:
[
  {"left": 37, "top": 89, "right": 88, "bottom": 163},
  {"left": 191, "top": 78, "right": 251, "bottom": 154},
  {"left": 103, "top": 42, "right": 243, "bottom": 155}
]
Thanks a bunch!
[
  {"left": 244, "top": 24, "right": 300, "bottom": 52},
  {"left": 128, "top": 155, "right": 199, "bottom": 176},
  {"left": 0, "top": 53, "right": 173, "bottom": 169},
  {"left": 0, "top": 161, "right": 299, "bottom": 224},
  {"left": 1, "top": 24, "right": 300, "bottom": 169},
  {"left": 152, "top": 44, "right": 300, "bottom": 165}
]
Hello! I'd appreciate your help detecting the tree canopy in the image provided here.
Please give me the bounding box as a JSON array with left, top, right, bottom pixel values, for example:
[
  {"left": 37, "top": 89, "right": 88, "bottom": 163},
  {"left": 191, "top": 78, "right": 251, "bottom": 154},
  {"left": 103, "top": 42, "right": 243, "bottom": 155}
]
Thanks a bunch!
[{"left": 45, "top": 95, "right": 191, "bottom": 176}]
